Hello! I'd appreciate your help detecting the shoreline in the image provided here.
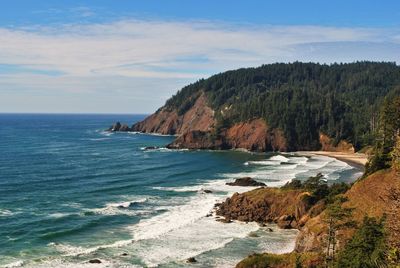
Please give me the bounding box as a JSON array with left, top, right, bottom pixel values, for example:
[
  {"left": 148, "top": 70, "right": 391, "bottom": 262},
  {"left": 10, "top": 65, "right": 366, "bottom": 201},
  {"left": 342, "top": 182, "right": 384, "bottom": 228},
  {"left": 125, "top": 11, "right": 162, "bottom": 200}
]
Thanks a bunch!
[{"left": 297, "top": 151, "right": 367, "bottom": 172}]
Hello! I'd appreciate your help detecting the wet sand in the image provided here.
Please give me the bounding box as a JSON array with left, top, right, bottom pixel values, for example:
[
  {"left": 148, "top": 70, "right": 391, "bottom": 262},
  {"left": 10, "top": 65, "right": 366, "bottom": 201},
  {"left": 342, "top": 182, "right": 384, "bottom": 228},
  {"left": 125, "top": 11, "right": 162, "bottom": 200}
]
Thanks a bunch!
[{"left": 298, "top": 151, "right": 368, "bottom": 171}]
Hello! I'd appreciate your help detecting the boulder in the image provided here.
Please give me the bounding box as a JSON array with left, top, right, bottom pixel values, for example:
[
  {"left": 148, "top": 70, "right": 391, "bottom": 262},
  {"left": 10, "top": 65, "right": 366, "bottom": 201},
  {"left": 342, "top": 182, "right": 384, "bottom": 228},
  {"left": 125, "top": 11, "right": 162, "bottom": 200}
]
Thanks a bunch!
[
  {"left": 226, "top": 177, "right": 266, "bottom": 187},
  {"left": 187, "top": 257, "right": 197, "bottom": 263},
  {"left": 277, "top": 214, "right": 296, "bottom": 229}
]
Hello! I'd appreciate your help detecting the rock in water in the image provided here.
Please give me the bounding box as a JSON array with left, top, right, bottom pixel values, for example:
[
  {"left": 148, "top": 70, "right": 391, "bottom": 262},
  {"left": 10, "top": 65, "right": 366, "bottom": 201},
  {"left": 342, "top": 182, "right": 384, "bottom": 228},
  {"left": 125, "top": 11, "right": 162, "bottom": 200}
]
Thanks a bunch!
[
  {"left": 226, "top": 177, "right": 266, "bottom": 187},
  {"left": 187, "top": 257, "right": 197, "bottom": 263},
  {"left": 108, "top": 122, "right": 121, "bottom": 131},
  {"left": 119, "top": 124, "right": 131, "bottom": 131},
  {"left": 107, "top": 122, "right": 131, "bottom": 132},
  {"left": 144, "top": 146, "right": 159, "bottom": 150},
  {"left": 88, "top": 259, "right": 102, "bottom": 264}
]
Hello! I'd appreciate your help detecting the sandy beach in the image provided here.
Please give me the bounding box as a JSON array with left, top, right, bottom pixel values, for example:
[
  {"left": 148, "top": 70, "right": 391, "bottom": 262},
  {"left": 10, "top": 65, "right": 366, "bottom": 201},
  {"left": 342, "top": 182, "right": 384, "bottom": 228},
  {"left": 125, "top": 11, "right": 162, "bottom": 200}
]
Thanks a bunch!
[{"left": 298, "top": 151, "right": 368, "bottom": 171}]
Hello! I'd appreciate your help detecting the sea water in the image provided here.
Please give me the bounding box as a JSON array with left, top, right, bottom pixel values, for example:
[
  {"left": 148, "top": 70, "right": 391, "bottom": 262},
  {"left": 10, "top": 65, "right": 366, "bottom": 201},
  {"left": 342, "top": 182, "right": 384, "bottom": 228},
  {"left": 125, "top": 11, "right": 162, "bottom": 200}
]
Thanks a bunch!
[{"left": 0, "top": 114, "right": 362, "bottom": 267}]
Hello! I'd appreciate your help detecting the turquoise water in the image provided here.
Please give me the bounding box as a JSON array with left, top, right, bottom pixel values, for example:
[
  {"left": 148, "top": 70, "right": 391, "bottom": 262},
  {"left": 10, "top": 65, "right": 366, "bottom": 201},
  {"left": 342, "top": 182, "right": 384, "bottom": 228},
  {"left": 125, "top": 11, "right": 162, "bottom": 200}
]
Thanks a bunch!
[{"left": 0, "top": 114, "right": 362, "bottom": 267}]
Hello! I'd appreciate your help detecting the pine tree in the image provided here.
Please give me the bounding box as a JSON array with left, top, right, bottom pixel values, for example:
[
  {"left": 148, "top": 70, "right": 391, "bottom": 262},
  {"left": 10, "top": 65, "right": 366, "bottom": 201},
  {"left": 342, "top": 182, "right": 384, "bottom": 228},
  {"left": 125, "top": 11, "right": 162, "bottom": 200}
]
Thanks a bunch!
[{"left": 391, "top": 135, "right": 400, "bottom": 172}]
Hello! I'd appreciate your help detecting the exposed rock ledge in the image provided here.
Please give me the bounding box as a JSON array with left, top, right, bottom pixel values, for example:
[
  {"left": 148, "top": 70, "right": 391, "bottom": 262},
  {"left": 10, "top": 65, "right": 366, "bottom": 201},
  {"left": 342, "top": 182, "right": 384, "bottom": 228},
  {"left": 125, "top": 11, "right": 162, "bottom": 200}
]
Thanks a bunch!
[
  {"left": 226, "top": 177, "right": 266, "bottom": 187},
  {"left": 215, "top": 188, "right": 318, "bottom": 230}
]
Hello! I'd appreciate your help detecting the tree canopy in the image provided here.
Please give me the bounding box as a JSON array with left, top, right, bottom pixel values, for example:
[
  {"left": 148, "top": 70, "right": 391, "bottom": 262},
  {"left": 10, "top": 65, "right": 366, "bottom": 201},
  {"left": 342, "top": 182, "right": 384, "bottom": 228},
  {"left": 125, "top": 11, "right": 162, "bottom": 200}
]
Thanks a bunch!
[{"left": 164, "top": 62, "right": 400, "bottom": 151}]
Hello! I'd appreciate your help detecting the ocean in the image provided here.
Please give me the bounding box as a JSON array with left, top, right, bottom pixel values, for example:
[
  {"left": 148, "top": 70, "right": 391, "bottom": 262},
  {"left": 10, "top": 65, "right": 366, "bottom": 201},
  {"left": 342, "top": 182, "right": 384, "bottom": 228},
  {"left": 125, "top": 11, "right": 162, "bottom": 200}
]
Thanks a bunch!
[{"left": 0, "top": 114, "right": 363, "bottom": 268}]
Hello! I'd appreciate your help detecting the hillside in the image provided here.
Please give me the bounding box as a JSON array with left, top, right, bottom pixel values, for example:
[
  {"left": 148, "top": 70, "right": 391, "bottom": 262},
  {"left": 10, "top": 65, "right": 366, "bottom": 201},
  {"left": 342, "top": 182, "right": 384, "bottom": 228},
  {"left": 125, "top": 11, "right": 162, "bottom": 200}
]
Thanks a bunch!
[
  {"left": 125, "top": 62, "right": 400, "bottom": 152},
  {"left": 228, "top": 169, "right": 400, "bottom": 267}
]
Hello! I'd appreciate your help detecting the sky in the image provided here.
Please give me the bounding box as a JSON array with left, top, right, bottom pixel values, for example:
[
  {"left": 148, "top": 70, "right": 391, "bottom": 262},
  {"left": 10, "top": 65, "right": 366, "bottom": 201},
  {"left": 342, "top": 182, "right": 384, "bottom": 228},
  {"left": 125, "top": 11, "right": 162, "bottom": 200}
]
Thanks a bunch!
[{"left": 1, "top": 1, "right": 400, "bottom": 113}]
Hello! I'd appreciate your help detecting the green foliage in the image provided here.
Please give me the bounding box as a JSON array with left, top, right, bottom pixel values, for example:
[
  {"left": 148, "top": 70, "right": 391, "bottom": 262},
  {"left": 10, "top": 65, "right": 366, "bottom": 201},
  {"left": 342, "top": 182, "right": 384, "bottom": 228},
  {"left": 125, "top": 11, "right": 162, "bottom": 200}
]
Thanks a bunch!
[
  {"left": 336, "top": 216, "right": 387, "bottom": 268},
  {"left": 365, "top": 96, "right": 400, "bottom": 175},
  {"left": 163, "top": 62, "right": 400, "bottom": 151},
  {"left": 390, "top": 135, "right": 400, "bottom": 172},
  {"left": 295, "top": 255, "right": 303, "bottom": 268},
  {"left": 282, "top": 173, "right": 349, "bottom": 205},
  {"left": 325, "top": 196, "right": 355, "bottom": 229}
]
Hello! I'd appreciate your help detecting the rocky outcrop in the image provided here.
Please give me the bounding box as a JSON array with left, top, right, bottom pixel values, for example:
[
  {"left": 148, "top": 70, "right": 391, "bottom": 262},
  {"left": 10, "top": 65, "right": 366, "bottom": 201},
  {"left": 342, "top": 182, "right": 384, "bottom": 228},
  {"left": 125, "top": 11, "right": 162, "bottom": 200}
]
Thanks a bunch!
[
  {"left": 215, "top": 188, "right": 313, "bottom": 227},
  {"left": 224, "top": 119, "right": 287, "bottom": 151},
  {"left": 319, "top": 133, "right": 355, "bottom": 153},
  {"left": 167, "top": 119, "right": 288, "bottom": 152},
  {"left": 107, "top": 122, "right": 131, "bottom": 132},
  {"left": 226, "top": 177, "right": 266, "bottom": 187},
  {"left": 131, "top": 92, "right": 215, "bottom": 135},
  {"left": 167, "top": 130, "right": 223, "bottom": 150}
]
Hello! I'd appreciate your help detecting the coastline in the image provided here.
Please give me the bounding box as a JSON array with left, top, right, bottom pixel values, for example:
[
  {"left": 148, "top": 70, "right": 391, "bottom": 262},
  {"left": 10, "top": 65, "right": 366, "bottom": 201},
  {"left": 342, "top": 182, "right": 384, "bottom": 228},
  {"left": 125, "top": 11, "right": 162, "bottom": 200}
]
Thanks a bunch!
[{"left": 297, "top": 151, "right": 367, "bottom": 171}]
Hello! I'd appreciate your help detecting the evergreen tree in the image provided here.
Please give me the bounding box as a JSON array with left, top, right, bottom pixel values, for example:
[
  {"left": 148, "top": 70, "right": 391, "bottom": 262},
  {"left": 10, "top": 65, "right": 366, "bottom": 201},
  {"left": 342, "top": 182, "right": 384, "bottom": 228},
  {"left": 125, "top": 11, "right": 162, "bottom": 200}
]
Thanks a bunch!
[{"left": 336, "top": 217, "right": 387, "bottom": 268}]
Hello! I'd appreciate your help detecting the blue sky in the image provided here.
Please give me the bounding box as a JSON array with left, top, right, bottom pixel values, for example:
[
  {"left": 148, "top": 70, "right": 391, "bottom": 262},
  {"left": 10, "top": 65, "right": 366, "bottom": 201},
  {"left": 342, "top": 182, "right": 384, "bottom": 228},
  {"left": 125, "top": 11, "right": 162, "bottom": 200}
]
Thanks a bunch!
[{"left": 0, "top": 1, "right": 399, "bottom": 113}]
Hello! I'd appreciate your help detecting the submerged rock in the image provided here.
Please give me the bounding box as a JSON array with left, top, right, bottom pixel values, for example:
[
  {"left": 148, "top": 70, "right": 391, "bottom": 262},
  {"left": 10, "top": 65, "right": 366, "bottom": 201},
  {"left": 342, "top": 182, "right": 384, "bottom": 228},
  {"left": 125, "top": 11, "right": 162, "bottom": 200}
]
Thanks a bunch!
[
  {"left": 203, "top": 189, "right": 213, "bottom": 193},
  {"left": 143, "top": 146, "right": 159, "bottom": 150},
  {"left": 226, "top": 177, "right": 266, "bottom": 187},
  {"left": 88, "top": 259, "right": 102, "bottom": 264}
]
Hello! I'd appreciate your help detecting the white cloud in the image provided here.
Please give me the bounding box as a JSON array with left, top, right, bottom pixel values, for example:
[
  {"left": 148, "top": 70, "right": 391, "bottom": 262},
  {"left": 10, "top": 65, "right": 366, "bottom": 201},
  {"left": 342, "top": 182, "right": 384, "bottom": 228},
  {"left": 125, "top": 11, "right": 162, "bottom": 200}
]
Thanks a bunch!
[{"left": 0, "top": 19, "right": 399, "bottom": 113}]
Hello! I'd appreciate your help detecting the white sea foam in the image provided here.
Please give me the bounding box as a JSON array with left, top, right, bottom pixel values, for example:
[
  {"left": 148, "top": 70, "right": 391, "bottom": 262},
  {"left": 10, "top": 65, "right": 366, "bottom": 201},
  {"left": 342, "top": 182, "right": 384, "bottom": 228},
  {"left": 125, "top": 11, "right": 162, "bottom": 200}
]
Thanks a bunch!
[
  {"left": 48, "top": 212, "right": 73, "bottom": 219},
  {"left": 88, "top": 138, "right": 109, "bottom": 141},
  {"left": 99, "top": 131, "right": 112, "bottom": 137},
  {"left": 130, "top": 194, "right": 218, "bottom": 240},
  {"left": 85, "top": 197, "right": 149, "bottom": 216},
  {"left": 247, "top": 160, "right": 281, "bottom": 166},
  {"left": 106, "top": 197, "right": 148, "bottom": 208},
  {"left": 0, "top": 209, "right": 14, "bottom": 217},
  {"left": 221, "top": 154, "right": 355, "bottom": 187},
  {"left": 1, "top": 260, "right": 24, "bottom": 268},
  {"left": 269, "top": 155, "right": 290, "bottom": 162},
  {"left": 49, "top": 239, "right": 134, "bottom": 258},
  {"left": 24, "top": 258, "right": 141, "bottom": 268},
  {"left": 141, "top": 147, "right": 189, "bottom": 153},
  {"left": 132, "top": 218, "right": 259, "bottom": 267}
]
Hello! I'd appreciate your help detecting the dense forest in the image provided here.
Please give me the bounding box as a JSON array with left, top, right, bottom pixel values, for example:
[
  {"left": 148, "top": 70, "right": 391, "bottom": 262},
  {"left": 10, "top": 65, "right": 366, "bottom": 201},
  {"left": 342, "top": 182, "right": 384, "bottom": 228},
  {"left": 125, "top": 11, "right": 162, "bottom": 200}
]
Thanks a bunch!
[{"left": 164, "top": 62, "right": 400, "bottom": 150}]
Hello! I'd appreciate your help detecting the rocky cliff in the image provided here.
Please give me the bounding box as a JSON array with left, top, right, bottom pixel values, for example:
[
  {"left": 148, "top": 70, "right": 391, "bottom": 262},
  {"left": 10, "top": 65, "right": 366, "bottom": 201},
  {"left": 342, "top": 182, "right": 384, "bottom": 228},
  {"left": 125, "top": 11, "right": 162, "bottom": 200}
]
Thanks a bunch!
[
  {"left": 131, "top": 93, "right": 215, "bottom": 135},
  {"left": 223, "top": 169, "right": 400, "bottom": 267},
  {"left": 166, "top": 118, "right": 288, "bottom": 152},
  {"left": 126, "top": 92, "right": 289, "bottom": 152},
  {"left": 215, "top": 188, "right": 317, "bottom": 229}
]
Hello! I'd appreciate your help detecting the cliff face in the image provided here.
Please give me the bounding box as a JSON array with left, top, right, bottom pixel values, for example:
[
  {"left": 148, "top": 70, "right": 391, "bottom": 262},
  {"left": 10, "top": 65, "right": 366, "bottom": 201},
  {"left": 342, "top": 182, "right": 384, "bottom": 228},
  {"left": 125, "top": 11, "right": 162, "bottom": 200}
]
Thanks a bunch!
[
  {"left": 319, "top": 133, "right": 355, "bottom": 153},
  {"left": 131, "top": 92, "right": 288, "bottom": 152},
  {"left": 131, "top": 93, "right": 215, "bottom": 135},
  {"left": 167, "top": 119, "right": 288, "bottom": 152}
]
